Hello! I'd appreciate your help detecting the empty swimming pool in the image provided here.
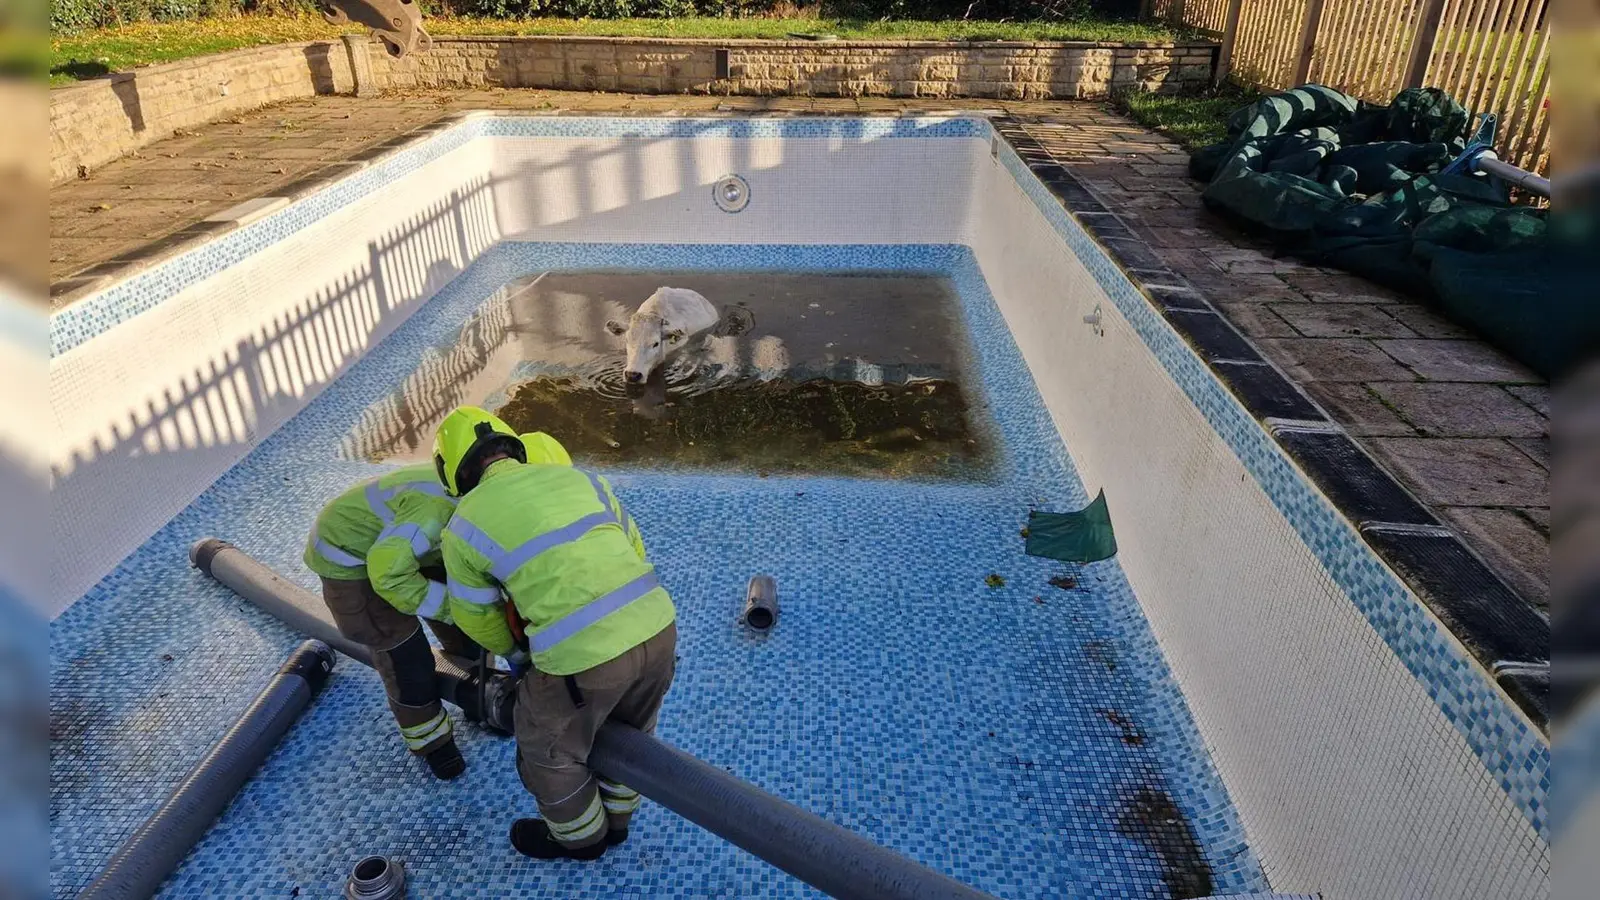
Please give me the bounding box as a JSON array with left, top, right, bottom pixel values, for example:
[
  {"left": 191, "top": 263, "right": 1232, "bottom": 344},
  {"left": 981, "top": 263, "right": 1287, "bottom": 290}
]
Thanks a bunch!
[{"left": 49, "top": 116, "right": 1548, "bottom": 899}]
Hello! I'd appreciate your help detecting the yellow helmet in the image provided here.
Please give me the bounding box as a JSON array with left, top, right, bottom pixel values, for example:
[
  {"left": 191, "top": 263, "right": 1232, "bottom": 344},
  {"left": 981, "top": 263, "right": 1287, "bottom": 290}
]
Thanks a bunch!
[
  {"left": 433, "top": 406, "right": 525, "bottom": 496},
  {"left": 520, "top": 432, "right": 573, "bottom": 466}
]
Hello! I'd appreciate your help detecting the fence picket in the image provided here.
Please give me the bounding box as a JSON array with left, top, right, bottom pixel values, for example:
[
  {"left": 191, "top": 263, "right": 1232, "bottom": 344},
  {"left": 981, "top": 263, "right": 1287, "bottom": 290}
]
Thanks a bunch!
[{"left": 1151, "top": 0, "right": 1549, "bottom": 169}]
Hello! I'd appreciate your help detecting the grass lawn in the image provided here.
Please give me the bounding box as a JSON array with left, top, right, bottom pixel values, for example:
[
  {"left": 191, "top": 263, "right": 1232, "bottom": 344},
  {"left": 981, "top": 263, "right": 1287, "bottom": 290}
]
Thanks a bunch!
[
  {"left": 51, "top": 13, "right": 1186, "bottom": 86},
  {"left": 1112, "top": 83, "right": 1261, "bottom": 151}
]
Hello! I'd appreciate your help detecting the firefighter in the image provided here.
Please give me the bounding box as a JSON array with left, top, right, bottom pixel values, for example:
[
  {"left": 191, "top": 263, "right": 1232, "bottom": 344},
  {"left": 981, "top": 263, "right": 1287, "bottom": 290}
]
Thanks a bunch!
[
  {"left": 433, "top": 406, "right": 676, "bottom": 861},
  {"left": 304, "top": 464, "right": 475, "bottom": 779}
]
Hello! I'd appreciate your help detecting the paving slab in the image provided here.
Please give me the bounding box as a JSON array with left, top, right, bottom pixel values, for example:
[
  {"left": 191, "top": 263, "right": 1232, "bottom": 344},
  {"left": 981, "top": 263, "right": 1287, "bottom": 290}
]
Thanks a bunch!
[
  {"left": 1272, "top": 303, "right": 1421, "bottom": 339},
  {"left": 1383, "top": 304, "right": 1475, "bottom": 339},
  {"left": 1368, "top": 437, "right": 1548, "bottom": 508},
  {"left": 1255, "top": 337, "right": 1419, "bottom": 383},
  {"left": 1303, "top": 382, "right": 1421, "bottom": 437},
  {"left": 1438, "top": 506, "right": 1551, "bottom": 610},
  {"left": 1368, "top": 382, "right": 1548, "bottom": 438},
  {"left": 1378, "top": 339, "right": 1542, "bottom": 383},
  {"left": 1506, "top": 384, "right": 1552, "bottom": 417},
  {"left": 1215, "top": 302, "right": 1298, "bottom": 339},
  {"left": 1280, "top": 271, "right": 1411, "bottom": 304}
]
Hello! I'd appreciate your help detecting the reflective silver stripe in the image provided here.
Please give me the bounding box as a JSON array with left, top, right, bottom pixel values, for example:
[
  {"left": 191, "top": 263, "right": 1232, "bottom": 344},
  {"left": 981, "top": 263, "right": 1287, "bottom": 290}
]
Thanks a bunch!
[
  {"left": 586, "top": 471, "right": 621, "bottom": 525},
  {"left": 530, "top": 573, "right": 659, "bottom": 653},
  {"left": 416, "top": 580, "right": 448, "bottom": 619},
  {"left": 488, "top": 511, "right": 612, "bottom": 583},
  {"left": 399, "top": 711, "right": 451, "bottom": 750},
  {"left": 365, "top": 482, "right": 395, "bottom": 525},
  {"left": 448, "top": 577, "right": 500, "bottom": 606},
  {"left": 377, "top": 522, "right": 431, "bottom": 557},
  {"left": 315, "top": 538, "right": 365, "bottom": 568},
  {"left": 447, "top": 516, "right": 505, "bottom": 563},
  {"left": 597, "top": 779, "right": 640, "bottom": 813},
  {"left": 602, "top": 795, "right": 640, "bottom": 814},
  {"left": 549, "top": 794, "right": 605, "bottom": 842},
  {"left": 367, "top": 478, "right": 449, "bottom": 523},
  {"left": 446, "top": 470, "right": 622, "bottom": 584}
]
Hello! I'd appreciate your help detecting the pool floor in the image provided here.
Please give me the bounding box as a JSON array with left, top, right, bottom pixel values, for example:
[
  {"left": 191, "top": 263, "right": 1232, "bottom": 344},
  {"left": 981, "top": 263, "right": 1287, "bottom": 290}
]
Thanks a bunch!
[{"left": 50, "top": 243, "right": 1263, "bottom": 898}]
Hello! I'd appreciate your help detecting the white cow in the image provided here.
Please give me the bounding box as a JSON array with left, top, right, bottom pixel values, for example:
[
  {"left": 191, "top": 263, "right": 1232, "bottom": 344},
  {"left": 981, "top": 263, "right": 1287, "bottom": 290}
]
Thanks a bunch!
[{"left": 606, "top": 287, "right": 721, "bottom": 384}]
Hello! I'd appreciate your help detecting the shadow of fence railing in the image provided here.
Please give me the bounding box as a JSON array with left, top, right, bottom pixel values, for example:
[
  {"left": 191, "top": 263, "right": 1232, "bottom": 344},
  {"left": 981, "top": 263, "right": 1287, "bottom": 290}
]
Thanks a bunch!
[{"left": 50, "top": 173, "right": 500, "bottom": 614}]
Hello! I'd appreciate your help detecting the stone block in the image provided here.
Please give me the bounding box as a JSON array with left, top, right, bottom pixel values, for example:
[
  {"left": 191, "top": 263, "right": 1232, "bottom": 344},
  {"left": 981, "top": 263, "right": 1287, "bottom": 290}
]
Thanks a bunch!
[
  {"left": 1368, "top": 437, "right": 1547, "bottom": 507},
  {"left": 1377, "top": 339, "right": 1540, "bottom": 383},
  {"left": 1255, "top": 338, "right": 1417, "bottom": 383},
  {"left": 1369, "top": 382, "right": 1546, "bottom": 438}
]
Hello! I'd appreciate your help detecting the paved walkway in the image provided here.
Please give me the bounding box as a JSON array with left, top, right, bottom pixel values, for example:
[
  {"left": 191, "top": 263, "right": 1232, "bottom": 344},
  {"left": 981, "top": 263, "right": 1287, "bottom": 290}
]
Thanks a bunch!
[{"left": 49, "top": 88, "right": 1549, "bottom": 611}]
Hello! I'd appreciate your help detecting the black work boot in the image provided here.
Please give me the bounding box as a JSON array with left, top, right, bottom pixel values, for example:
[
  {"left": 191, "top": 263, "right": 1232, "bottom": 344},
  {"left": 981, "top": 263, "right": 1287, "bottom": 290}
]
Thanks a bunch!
[
  {"left": 423, "top": 738, "right": 466, "bottom": 781},
  {"left": 606, "top": 829, "right": 629, "bottom": 847},
  {"left": 509, "top": 819, "right": 607, "bottom": 861}
]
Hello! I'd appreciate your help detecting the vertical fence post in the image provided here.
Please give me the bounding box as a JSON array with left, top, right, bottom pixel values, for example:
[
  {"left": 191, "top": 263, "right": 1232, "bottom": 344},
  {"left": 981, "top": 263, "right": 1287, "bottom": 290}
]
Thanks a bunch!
[
  {"left": 1291, "top": 0, "right": 1327, "bottom": 86},
  {"left": 1215, "top": 0, "right": 1247, "bottom": 86},
  {"left": 1139, "top": 0, "right": 1156, "bottom": 19},
  {"left": 1401, "top": 0, "right": 1449, "bottom": 89}
]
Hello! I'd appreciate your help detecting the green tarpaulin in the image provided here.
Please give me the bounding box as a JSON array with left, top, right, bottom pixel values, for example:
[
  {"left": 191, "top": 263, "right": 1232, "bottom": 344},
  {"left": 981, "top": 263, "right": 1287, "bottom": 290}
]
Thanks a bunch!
[
  {"left": 1026, "top": 490, "right": 1118, "bottom": 563},
  {"left": 1190, "top": 85, "right": 1594, "bottom": 380}
]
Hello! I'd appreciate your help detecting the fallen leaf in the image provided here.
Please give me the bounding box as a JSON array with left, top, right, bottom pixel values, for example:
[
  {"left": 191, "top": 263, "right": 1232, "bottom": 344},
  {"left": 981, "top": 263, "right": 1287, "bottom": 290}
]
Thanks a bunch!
[
  {"left": 984, "top": 573, "right": 1006, "bottom": 588},
  {"left": 1048, "top": 575, "right": 1077, "bottom": 591}
]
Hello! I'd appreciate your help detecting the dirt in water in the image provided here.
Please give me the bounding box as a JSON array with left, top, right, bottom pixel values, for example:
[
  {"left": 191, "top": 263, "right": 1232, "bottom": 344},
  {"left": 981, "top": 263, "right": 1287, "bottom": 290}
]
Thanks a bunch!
[
  {"left": 1114, "top": 787, "right": 1216, "bottom": 899},
  {"left": 352, "top": 270, "right": 993, "bottom": 479},
  {"left": 497, "top": 372, "right": 985, "bottom": 479}
]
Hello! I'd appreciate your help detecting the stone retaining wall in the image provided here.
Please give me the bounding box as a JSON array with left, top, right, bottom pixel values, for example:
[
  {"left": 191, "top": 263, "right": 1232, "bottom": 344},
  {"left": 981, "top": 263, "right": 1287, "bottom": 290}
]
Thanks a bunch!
[
  {"left": 50, "top": 41, "right": 356, "bottom": 184},
  {"left": 50, "top": 34, "right": 1215, "bottom": 184},
  {"left": 367, "top": 36, "right": 1216, "bottom": 100}
]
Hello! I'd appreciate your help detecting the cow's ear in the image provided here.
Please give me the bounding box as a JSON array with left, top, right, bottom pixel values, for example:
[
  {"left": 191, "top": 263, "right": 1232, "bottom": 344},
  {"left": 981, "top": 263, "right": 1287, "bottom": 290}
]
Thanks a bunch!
[
  {"left": 605, "top": 319, "right": 627, "bottom": 336},
  {"left": 666, "top": 328, "right": 686, "bottom": 343}
]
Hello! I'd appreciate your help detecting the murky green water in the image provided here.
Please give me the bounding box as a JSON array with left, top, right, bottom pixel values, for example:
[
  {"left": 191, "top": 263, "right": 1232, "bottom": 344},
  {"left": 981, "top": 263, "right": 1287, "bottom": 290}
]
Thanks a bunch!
[{"left": 349, "top": 271, "right": 992, "bottom": 479}]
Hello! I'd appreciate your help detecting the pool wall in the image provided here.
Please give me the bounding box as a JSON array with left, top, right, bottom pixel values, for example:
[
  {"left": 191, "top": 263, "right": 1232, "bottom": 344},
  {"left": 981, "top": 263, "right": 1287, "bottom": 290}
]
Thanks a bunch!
[
  {"left": 967, "top": 133, "right": 1548, "bottom": 898},
  {"left": 51, "top": 134, "right": 499, "bottom": 610},
  {"left": 49, "top": 116, "right": 1548, "bottom": 899}
]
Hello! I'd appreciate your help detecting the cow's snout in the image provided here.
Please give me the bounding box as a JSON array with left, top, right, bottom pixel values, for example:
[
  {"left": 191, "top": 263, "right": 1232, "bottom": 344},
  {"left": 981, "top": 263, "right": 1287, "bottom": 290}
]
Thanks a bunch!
[{"left": 625, "top": 370, "right": 644, "bottom": 384}]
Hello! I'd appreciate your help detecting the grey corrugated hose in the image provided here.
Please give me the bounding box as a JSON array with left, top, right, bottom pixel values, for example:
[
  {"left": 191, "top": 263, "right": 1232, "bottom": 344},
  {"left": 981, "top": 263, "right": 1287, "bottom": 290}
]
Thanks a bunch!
[
  {"left": 78, "top": 640, "right": 335, "bottom": 900},
  {"left": 191, "top": 537, "right": 1002, "bottom": 900}
]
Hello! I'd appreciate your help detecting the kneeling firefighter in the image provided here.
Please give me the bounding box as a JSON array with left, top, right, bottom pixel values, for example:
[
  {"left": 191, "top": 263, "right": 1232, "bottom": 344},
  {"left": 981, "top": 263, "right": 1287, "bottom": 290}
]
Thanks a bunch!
[
  {"left": 434, "top": 406, "right": 677, "bottom": 861},
  {"left": 301, "top": 435, "right": 567, "bottom": 779}
]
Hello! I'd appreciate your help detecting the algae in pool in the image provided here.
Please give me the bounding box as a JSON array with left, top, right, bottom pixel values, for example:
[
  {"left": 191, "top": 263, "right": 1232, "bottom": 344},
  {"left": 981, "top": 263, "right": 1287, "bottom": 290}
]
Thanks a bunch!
[{"left": 347, "top": 271, "right": 994, "bottom": 480}]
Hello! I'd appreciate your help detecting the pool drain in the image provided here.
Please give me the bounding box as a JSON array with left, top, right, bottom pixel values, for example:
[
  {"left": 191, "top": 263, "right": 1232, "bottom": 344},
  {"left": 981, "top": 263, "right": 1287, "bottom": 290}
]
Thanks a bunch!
[
  {"left": 713, "top": 174, "right": 750, "bottom": 213},
  {"left": 344, "top": 855, "right": 406, "bottom": 900}
]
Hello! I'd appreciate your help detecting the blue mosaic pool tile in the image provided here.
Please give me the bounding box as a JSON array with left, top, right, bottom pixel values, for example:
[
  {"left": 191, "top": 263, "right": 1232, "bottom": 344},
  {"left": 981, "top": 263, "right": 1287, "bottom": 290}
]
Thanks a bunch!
[
  {"left": 992, "top": 136, "right": 1550, "bottom": 840},
  {"left": 51, "top": 242, "right": 1264, "bottom": 898}
]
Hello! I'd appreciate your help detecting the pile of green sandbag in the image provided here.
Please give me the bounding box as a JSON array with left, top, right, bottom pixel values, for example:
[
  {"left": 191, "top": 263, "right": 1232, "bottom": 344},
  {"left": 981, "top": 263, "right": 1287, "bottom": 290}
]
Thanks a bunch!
[{"left": 1191, "top": 84, "right": 1592, "bottom": 380}]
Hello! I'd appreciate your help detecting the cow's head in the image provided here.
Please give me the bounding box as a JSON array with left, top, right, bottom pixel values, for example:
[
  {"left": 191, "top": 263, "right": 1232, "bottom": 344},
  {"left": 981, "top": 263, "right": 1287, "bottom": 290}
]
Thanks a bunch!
[{"left": 606, "top": 313, "right": 685, "bottom": 383}]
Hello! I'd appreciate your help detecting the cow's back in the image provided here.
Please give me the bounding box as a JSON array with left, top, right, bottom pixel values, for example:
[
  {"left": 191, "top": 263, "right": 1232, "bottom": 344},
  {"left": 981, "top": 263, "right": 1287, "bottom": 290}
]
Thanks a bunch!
[{"left": 653, "top": 287, "right": 719, "bottom": 335}]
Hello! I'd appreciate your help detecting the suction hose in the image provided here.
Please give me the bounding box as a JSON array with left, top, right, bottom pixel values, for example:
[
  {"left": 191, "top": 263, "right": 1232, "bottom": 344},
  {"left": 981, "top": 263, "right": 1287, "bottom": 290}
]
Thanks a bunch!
[
  {"left": 79, "top": 640, "right": 335, "bottom": 900},
  {"left": 190, "top": 538, "right": 1000, "bottom": 900}
]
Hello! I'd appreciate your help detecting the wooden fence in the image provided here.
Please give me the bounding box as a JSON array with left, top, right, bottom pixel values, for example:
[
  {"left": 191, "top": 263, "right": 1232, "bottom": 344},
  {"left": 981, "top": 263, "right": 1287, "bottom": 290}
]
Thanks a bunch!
[{"left": 1148, "top": 0, "right": 1550, "bottom": 170}]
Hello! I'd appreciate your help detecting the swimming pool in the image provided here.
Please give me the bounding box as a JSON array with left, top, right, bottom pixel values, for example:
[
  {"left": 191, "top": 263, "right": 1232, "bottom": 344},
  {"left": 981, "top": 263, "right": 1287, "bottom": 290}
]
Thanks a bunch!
[{"left": 49, "top": 116, "right": 1548, "bottom": 898}]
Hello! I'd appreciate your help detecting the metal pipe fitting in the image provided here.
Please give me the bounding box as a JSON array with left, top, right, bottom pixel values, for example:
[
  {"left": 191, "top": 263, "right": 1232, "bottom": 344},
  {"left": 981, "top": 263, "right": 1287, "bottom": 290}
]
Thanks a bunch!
[
  {"left": 1474, "top": 153, "right": 1551, "bottom": 198},
  {"left": 743, "top": 575, "right": 779, "bottom": 631},
  {"left": 344, "top": 855, "right": 406, "bottom": 900}
]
